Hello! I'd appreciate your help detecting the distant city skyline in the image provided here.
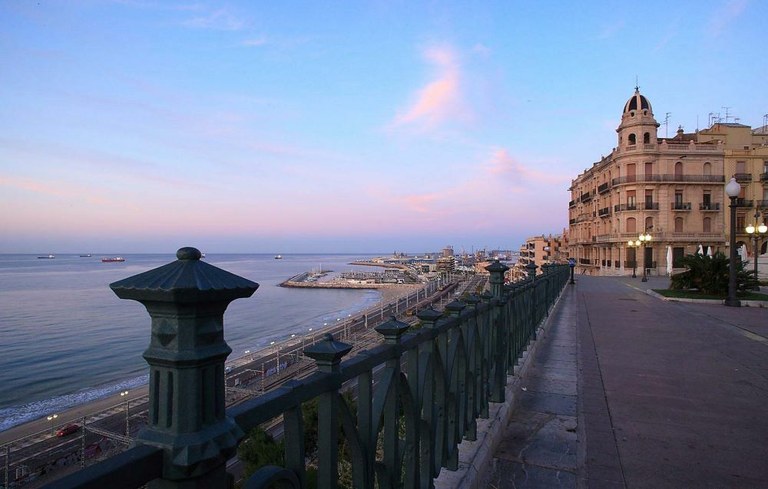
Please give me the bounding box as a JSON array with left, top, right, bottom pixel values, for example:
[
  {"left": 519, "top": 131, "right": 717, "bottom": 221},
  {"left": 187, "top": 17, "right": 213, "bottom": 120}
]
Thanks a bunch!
[{"left": 1, "top": 1, "right": 766, "bottom": 253}]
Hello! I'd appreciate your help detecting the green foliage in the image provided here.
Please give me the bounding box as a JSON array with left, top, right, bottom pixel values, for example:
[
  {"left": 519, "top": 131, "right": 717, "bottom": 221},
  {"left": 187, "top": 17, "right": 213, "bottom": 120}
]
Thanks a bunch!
[
  {"left": 237, "top": 427, "right": 284, "bottom": 477},
  {"left": 669, "top": 252, "right": 758, "bottom": 295}
]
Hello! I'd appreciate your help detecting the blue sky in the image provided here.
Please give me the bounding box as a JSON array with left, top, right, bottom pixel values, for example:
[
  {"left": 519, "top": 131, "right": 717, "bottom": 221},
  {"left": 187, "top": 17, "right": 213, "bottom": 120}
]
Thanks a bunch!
[{"left": 1, "top": 0, "right": 766, "bottom": 254}]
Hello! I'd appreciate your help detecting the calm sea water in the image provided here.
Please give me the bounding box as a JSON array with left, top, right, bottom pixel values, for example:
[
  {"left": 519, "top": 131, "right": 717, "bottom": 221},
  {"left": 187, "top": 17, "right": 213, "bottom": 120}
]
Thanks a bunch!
[{"left": 0, "top": 253, "right": 383, "bottom": 432}]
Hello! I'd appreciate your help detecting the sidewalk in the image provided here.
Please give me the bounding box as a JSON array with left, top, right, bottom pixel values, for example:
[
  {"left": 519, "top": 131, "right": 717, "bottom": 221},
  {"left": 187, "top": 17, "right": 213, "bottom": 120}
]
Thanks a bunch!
[{"left": 487, "top": 275, "right": 768, "bottom": 488}]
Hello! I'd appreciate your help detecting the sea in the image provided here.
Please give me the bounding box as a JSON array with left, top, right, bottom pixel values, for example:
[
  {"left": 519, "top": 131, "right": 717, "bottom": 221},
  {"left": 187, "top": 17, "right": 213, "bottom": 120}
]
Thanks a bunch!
[{"left": 0, "top": 253, "right": 386, "bottom": 432}]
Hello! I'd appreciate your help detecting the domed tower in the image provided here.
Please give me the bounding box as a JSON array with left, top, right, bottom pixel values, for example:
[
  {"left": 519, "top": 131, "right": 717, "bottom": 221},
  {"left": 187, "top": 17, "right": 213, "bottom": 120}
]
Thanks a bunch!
[{"left": 616, "top": 88, "right": 660, "bottom": 149}]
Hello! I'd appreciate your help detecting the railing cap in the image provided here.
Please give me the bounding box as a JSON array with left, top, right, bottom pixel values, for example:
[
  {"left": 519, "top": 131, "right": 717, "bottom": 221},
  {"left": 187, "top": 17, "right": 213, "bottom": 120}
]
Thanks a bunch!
[
  {"left": 445, "top": 299, "right": 466, "bottom": 314},
  {"left": 485, "top": 260, "right": 509, "bottom": 273},
  {"left": 416, "top": 307, "right": 442, "bottom": 323},
  {"left": 304, "top": 333, "right": 352, "bottom": 365},
  {"left": 375, "top": 315, "right": 410, "bottom": 342},
  {"left": 110, "top": 247, "right": 259, "bottom": 303}
]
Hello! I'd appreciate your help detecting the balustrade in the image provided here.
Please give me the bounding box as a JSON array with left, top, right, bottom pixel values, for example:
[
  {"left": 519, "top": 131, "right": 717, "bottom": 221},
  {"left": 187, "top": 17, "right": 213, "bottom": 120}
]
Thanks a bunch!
[{"left": 45, "top": 248, "right": 569, "bottom": 489}]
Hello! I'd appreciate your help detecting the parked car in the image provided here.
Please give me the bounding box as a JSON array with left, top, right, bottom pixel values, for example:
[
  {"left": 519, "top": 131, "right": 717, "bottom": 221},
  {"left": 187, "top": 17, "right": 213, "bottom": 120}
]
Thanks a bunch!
[{"left": 55, "top": 424, "right": 80, "bottom": 437}]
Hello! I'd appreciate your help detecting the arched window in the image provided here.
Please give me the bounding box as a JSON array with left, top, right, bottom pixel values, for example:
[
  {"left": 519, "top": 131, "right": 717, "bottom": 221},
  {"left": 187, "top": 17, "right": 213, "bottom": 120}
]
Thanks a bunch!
[
  {"left": 675, "top": 217, "right": 684, "bottom": 233},
  {"left": 626, "top": 217, "right": 636, "bottom": 233},
  {"left": 628, "top": 133, "right": 637, "bottom": 145},
  {"left": 643, "top": 132, "right": 650, "bottom": 144},
  {"left": 645, "top": 217, "right": 653, "bottom": 232},
  {"left": 675, "top": 162, "right": 683, "bottom": 179},
  {"left": 703, "top": 162, "right": 711, "bottom": 176},
  {"left": 703, "top": 217, "right": 712, "bottom": 233}
]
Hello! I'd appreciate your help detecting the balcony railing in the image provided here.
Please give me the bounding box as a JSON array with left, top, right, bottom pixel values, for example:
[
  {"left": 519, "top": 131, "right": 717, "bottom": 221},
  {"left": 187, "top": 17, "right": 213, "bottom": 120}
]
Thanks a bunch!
[
  {"left": 598, "top": 207, "right": 611, "bottom": 217},
  {"left": 569, "top": 200, "right": 576, "bottom": 208},
  {"left": 757, "top": 200, "right": 768, "bottom": 208},
  {"left": 47, "top": 248, "right": 570, "bottom": 489},
  {"left": 580, "top": 192, "right": 593, "bottom": 202},
  {"left": 611, "top": 174, "right": 725, "bottom": 186},
  {"left": 597, "top": 183, "right": 610, "bottom": 194},
  {"left": 671, "top": 202, "right": 692, "bottom": 211},
  {"left": 614, "top": 203, "right": 638, "bottom": 212},
  {"left": 761, "top": 173, "right": 768, "bottom": 182},
  {"left": 734, "top": 173, "right": 753, "bottom": 183},
  {"left": 643, "top": 202, "right": 659, "bottom": 210},
  {"left": 699, "top": 203, "right": 720, "bottom": 211},
  {"left": 734, "top": 198, "right": 754, "bottom": 207}
]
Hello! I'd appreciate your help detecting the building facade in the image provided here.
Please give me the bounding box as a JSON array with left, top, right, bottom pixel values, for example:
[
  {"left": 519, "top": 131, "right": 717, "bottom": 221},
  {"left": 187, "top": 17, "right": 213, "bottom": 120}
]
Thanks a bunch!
[
  {"left": 568, "top": 89, "right": 728, "bottom": 276},
  {"left": 510, "top": 233, "right": 567, "bottom": 281}
]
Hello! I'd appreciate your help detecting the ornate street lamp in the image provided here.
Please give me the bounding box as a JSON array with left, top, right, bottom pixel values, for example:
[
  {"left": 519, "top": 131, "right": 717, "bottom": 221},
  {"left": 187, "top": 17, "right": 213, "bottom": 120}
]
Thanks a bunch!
[
  {"left": 745, "top": 209, "right": 767, "bottom": 288},
  {"left": 725, "top": 177, "right": 742, "bottom": 307},
  {"left": 120, "top": 390, "right": 130, "bottom": 436},
  {"left": 626, "top": 239, "right": 641, "bottom": 278},
  {"left": 638, "top": 232, "right": 652, "bottom": 282},
  {"left": 47, "top": 413, "right": 58, "bottom": 435}
]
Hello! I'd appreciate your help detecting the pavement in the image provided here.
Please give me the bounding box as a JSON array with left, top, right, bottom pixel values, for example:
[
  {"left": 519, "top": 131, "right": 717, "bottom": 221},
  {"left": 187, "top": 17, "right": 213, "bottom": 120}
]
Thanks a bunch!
[{"left": 486, "top": 275, "right": 768, "bottom": 488}]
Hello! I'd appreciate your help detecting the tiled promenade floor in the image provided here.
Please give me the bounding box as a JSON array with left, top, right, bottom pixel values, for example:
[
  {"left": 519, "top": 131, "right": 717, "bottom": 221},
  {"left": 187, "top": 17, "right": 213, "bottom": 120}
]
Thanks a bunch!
[{"left": 488, "top": 276, "right": 768, "bottom": 489}]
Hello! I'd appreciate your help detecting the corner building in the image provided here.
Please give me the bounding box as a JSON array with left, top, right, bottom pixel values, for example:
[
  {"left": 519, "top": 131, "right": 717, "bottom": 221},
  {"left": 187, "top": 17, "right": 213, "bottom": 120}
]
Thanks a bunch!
[{"left": 568, "top": 89, "right": 726, "bottom": 276}]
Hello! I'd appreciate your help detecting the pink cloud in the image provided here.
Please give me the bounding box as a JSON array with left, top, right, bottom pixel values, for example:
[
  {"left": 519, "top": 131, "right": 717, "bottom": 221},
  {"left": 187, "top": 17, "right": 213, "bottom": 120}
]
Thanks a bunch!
[
  {"left": 392, "top": 45, "right": 469, "bottom": 129},
  {"left": 708, "top": 0, "right": 748, "bottom": 37},
  {"left": 486, "top": 148, "right": 570, "bottom": 186}
]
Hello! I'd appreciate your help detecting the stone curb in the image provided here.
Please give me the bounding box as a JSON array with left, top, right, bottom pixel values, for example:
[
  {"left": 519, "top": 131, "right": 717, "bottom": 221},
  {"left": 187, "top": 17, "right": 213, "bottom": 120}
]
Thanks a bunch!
[{"left": 645, "top": 289, "right": 768, "bottom": 307}]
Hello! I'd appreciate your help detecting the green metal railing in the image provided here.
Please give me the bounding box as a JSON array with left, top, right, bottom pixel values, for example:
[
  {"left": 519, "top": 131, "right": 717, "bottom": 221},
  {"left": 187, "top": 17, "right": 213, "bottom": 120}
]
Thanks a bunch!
[{"left": 44, "top": 250, "right": 568, "bottom": 489}]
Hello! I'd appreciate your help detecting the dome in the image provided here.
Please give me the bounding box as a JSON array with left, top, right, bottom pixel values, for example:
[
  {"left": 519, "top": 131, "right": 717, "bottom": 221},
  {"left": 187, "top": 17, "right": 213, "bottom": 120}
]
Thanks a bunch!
[{"left": 623, "top": 88, "right": 652, "bottom": 114}]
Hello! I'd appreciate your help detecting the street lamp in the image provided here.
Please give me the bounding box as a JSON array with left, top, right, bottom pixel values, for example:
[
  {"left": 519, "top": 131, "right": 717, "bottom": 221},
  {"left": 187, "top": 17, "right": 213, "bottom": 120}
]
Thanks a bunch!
[
  {"left": 637, "top": 232, "right": 652, "bottom": 282},
  {"left": 120, "top": 390, "right": 130, "bottom": 436},
  {"left": 626, "top": 239, "right": 641, "bottom": 278},
  {"left": 47, "top": 414, "right": 58, "bottom": 435},
  {"left": 725, "top": 177, "right": 742, "bottom": 307},
  {"left": 745, "top": 209, "right": 767, "bottom": 288},
  {"left": 270, "top": 341, "right": 279, "bottom": 374}
]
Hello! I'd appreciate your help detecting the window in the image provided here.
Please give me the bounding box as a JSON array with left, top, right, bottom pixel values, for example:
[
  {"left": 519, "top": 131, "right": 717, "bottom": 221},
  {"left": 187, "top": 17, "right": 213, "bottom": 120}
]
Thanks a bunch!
[
  {"left": 645, "top": 216, "right": 653, "bottom": 231},
  {"left": 627, "top": 190, "right": 636, "bottom": 209},
  {"left": 736, "top": 161, "right": 746, "bottom": 174},
  {"left": 703, "top": 191, "right": 711, "bottom": 206},
  {"left": 643, "top": 132, "right": 650, "bottom": 144},
  {"left": 674, "top": 217, "right": 684, "bottom": 233},
  {"left": 626, "top": 163, "right": 636, "bottom": 182},
  {"left": 645, "top": 162, "right": 653, "bottom": 178},
  {"left": 627, "top": 217, "right": 636, "bottom": 233},
  {"left": 736, "top": 214, "right": 745, "bottom": 230},
  {"left": 675, "top": 192, "right": 683, "bottom": 207},
  {"left": 703, "top": 217, "right": 712, "bottom": 233},
  {"left": 703, "top": 162, "right": 711, "bottom": 176},
  {"left": 674, "top": 162, "right": 683, "bottom": 179},
  {"left": 629, "top": 133, "right": 636, "bottom": 145},
  {"left": 645, "top": 189, "right": 653, "bottom": 207}
]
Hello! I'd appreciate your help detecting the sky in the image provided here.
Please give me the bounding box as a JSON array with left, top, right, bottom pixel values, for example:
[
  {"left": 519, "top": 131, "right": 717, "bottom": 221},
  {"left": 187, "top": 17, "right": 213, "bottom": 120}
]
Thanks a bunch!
[{"left": 1, "top": 1, "right": 766, "bottom": 254}]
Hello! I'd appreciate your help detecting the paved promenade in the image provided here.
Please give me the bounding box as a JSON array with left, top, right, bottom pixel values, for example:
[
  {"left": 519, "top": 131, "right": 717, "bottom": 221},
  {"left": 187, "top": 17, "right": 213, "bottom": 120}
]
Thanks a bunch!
[{"left": 488, "top": 275, "right": 768, "bottom": 488}]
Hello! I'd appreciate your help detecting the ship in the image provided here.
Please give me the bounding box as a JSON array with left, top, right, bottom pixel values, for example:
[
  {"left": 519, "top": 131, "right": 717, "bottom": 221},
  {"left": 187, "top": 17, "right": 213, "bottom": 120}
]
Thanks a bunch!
[
  {"left": 275, "top": 255, "right": 283, "bottom": 260},
  {"left": 37, "top": 254, "right": 55, "bottom": 259},
  {"left": 101, "top": 257, "right": 125, "bottom": 263}
]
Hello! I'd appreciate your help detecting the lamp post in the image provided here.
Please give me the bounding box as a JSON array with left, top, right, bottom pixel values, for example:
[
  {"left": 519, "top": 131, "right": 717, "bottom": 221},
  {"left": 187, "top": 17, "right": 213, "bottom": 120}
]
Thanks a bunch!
[
  {"left": 627, "top": 239, "right": 641, "bottom": 278},
  {"left": 270, "top": 341, "right": 279, "bottom": 374},
  {"left": 47, "top": 414, "right": 58, "bottom": 435},
  {"left": 745, "top": 209, "right": 767, "bottom": 288},
  {"left": 638, "top": 232, "right": 652, "bottom": 282},
  {"left": 725, "top": 177, "right": 742, "bottom": 307},
  {"left": 120, "top": 390, "right": 130, "bottom": 436}
]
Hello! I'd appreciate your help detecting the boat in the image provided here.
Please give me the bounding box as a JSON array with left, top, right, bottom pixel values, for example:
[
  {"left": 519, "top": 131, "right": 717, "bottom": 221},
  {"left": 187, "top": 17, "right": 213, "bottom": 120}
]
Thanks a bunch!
[
  {"left": 101, "top": 257, "right": 125, "bottom": 263},
  {"left": 37, "top": 254, "right": 55, "bottom": 259},
  {"left": 79, "top": 254, "right": 92, "bottom": 257},
  {"left": 275, "top": 255, "right": 283, "bottom": 260}
]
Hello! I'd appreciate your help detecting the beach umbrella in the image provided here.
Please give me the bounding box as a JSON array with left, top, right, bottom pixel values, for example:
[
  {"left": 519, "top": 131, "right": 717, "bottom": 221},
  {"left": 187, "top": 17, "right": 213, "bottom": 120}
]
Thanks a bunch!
[
  {"left": 697, "top": 244, "right": 704, "bottom": 255},
  {"left": 738, "top": 244, "right": 749, "bottom": 263},
  {"left": 707, "top": 246, "right": 713, "bottom": 257},
  {"left": 666, "top": 246, "right": 673, "bottom": 275}
]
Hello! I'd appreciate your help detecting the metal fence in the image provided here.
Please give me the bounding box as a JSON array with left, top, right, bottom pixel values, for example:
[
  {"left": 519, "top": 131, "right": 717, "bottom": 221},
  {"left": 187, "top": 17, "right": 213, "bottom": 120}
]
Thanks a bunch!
[{"left": 43, "top": 249, "right": 569, "bottom": 489}]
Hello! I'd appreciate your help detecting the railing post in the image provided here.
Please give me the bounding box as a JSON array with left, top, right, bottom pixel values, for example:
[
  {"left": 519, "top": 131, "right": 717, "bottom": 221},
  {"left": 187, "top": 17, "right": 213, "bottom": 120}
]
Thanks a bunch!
[
  {"left": 303, "top": 334, "right": 352, "bottom": 489},
  {"left": 110, "top": 247, "right": 259, "bottom": 489},
  {"left": 485, "top": 261, "right": 509, "bottom": 404}
]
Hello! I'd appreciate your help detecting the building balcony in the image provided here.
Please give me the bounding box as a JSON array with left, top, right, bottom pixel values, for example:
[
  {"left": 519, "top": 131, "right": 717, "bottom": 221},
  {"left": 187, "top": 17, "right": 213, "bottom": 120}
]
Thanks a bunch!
[
  {"left": 597, "top": 182, "right": 610, "bottom": 194},
  {"left": 734, "top": 173, "right": 753, "bottom": 183},
  {"left": 614, "top": 203, "right": 638, "bottom": 212},
  {"left": 643, "top": 202, "right": 659, "bottom": 210},
  {"left": 699, "top": 202, "right": 721, "bottom": 211},
  {"left": 611, "top": 174, "right": 725, "bottom": 186},
  {"left": 569, "top": 200, "right": 576, "bottom": 208},
  {"left": 598, "top": 207, "right": 611, "bottom": 217},
  {"left": 671, "top": 202, "right": 692, "bottom": 211},
  {"left": 580, "top": 192, "right": 593, "bottom": 202},
  {"left": 734, "top": 198, "right": 754, "bottom": 207},
  {"left": 757, "top": 200, "right": 768, "bottom": 208},
  {"left": 761, "top": 173, "right": 768, "bottom": 182}
]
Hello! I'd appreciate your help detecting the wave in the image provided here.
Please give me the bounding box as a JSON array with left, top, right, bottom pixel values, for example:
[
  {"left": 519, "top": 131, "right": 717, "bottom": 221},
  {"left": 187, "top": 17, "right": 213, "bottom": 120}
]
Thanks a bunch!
[{"left": 0, "top": 375, "right": 149, "bottom": 433}]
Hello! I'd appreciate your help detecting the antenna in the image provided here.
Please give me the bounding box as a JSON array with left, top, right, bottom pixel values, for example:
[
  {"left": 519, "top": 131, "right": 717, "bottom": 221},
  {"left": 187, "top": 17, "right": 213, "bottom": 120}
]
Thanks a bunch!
[
  {"left": 722, "top": 106, "right": 731, "bottom": 123},
  {"left": 763, "top": 114, "right": 768, "bottom": 133},
  {"left": 664, "top": 112, "right": 671, "bottom": 138}
]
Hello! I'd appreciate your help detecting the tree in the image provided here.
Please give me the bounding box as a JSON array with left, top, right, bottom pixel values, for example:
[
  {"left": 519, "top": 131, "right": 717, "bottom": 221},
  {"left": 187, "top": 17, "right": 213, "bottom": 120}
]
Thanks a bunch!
[{"left": 670, "top": 252, "right": 757, "bottom": 295}]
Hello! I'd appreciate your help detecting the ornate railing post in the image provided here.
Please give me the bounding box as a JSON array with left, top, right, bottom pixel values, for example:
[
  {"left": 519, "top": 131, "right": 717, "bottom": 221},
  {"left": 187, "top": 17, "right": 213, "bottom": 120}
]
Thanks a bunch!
[
  {"left": 416, "top": 307, "right": 444, "bottom": 483},
  {"left": 374, "top": 317, "right": 411, "bottom": 487},
  {"left": 303, "top": 334, "right": 352, "bottom": 489},
  {"left": 485, "top": 261, "right": 509, "bottom": 404},
  {"left": 110, "top": 247, "right": 259, "bottom": 489}
]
